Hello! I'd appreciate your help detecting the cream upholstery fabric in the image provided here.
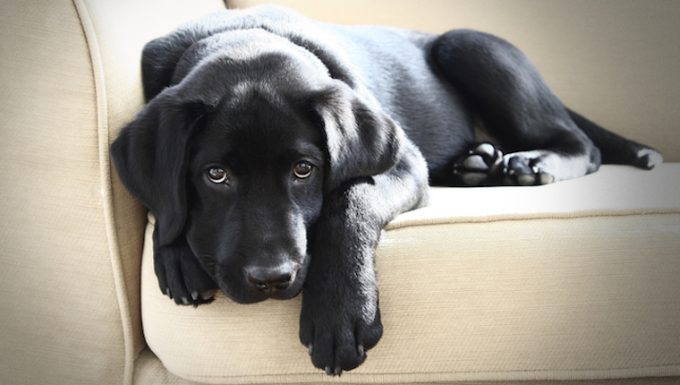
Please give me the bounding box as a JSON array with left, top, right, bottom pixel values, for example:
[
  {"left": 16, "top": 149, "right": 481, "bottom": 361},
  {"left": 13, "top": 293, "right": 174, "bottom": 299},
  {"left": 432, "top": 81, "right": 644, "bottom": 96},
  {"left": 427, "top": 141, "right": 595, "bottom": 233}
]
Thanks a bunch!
[
  {"left": 228, "top": 0, "right": 680, "bottom": 162},
  {"left": 73, "top": 0, "right": 227, "bottom": 373},
  {"left": 141, "top": 165, "right": 680, "bottom": 384},
  {"left": 133, "top": 349, "right": 680, "bottom": 385},
  {"left": 0, "top": 0, "right": 224, "bottom": 384},
  {"left": 3, "top": 0, "right": 679, "bottom": 384},
  {"left": 0, "top": 1, "right": 127, "bottom": 383},
  {"left": 389, "top": 165, "right": 680, "bottom": 228}
]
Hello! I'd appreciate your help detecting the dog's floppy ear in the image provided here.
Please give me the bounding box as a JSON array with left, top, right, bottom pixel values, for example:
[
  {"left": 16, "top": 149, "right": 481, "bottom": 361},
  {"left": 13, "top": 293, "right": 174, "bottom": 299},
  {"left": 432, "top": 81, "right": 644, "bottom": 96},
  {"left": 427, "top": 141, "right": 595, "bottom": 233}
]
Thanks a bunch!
[
  {"left": 111, "top": 88, "right": 205, "bottom": 246},
  {"left": 142, "top": 33, "right": 199, "bottom": 102},
  {"left": 311, "top": 81, "right": 404, "bottom": 192}
]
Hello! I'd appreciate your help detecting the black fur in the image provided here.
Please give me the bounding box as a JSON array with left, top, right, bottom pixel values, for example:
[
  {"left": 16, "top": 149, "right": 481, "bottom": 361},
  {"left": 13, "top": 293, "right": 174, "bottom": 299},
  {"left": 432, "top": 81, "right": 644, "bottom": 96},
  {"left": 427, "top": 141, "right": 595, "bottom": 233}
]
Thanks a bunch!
[{"left": 111, "top": 5, "right": 662, "bottom": 374}]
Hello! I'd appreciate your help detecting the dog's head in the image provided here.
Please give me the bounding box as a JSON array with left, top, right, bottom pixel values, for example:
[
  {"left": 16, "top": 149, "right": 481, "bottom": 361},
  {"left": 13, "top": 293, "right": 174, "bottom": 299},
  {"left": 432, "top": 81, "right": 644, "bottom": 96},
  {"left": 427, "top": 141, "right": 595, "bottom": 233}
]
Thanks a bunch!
[{"left": 111, "top": 31, "right": 402, "bottom": 303}]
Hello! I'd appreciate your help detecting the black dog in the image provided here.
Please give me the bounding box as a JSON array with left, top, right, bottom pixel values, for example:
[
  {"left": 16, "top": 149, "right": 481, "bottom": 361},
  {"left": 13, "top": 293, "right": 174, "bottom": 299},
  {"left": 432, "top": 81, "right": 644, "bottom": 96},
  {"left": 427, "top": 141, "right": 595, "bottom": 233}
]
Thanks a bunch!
[{"left": 111, "top": 5, "right": 662, "bottom": 375}]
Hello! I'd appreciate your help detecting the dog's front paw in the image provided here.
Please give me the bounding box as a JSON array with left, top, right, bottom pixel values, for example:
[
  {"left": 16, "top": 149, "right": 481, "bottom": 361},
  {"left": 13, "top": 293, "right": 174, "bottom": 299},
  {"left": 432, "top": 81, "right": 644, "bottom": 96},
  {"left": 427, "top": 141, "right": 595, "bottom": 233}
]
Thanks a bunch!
[
  {"left": 154, "top": 237, "right": 218, "bottom": 307},
  {"left": 299, "top": 291, "right": 382, "bottom": 376}
]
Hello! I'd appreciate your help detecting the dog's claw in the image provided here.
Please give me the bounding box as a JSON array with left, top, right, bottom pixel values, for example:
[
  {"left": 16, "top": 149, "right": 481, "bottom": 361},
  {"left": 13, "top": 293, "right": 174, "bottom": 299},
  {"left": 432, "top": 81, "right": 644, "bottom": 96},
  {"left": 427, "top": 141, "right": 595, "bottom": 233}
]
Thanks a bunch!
[
  {"left": 357, "top": 344, "right": 365, "bottom": 356},
  {"left": 165, "top": 287, "right": 172, "bottom": 299},
  {"left": 181, "top": 297, "right": 190, "bottom": 305},
  {"left": 307, "top": 344, "right": 313, "bottom": 356},
  {"left": 191, "top": 291, "right": 199, "bottom": 301},
  {"left": 323, "top": 366, "right": 342, "bottom": 377}
]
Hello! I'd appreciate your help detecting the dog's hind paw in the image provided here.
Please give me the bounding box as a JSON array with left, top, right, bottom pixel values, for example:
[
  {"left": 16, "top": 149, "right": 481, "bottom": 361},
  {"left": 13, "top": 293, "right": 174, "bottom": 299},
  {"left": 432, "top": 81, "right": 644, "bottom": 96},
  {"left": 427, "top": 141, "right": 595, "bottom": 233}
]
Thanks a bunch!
[
  {"left": 502, "top": 152, "right": 557, "bottom": 186},
  {"left": 634, "top": 148, "right": 663, "bottom": 170},
  {"left": 452, "top": 142, "right": 504, "bottom": 186}
]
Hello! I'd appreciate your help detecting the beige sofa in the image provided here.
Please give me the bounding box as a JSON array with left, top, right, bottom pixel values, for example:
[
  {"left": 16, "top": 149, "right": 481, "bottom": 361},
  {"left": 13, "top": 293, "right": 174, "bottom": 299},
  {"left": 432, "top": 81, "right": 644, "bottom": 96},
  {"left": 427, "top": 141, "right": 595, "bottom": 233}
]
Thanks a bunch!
[{"left": 1, "top": 0, "right": 679, "bottom": 384}]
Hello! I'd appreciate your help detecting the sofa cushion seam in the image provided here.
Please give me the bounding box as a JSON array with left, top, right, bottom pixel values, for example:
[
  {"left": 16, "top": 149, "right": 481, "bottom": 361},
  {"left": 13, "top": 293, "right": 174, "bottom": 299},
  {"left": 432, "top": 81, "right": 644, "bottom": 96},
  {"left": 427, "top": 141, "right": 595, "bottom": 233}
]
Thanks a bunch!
[
  {"left": 385, "top": 208, "right": 680, "bottom": 231},
  {"left": 178, "top": 362, "right": 680, "bottom": 382}
]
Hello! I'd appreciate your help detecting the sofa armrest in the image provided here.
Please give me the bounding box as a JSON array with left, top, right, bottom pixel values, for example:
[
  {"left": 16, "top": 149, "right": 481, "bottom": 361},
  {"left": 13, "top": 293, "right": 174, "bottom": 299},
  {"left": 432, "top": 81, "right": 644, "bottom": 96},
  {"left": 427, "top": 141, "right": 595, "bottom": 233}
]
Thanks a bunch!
[{"left": 0, "top": 1, "right": 224, "bottom": 384}]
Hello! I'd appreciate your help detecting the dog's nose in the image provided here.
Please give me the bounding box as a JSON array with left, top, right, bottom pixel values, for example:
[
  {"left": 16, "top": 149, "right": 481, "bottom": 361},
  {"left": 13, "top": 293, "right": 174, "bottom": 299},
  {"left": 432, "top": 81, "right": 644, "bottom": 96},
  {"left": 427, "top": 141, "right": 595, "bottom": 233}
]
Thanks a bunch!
[{"left": 245, "top": 264, "right": 296, "bottom": 293}]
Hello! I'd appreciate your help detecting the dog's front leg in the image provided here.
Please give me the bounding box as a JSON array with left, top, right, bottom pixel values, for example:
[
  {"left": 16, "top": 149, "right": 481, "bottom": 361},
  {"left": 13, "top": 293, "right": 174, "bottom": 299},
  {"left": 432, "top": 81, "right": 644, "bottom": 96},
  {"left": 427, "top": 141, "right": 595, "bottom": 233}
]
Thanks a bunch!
[
  {"left": 299, "top": 141, "right": 428, "bottom": 375},
  {"left": 300, "top": 184, "right": 385, "bottom": 376}
]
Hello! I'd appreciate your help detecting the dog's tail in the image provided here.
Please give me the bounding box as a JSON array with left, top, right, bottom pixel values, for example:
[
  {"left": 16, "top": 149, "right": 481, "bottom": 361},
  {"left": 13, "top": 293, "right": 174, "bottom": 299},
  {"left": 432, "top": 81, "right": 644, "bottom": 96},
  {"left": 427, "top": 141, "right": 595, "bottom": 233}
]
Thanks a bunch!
[{"left": 567, "top": 108, "right": 663, "bottom": 169}]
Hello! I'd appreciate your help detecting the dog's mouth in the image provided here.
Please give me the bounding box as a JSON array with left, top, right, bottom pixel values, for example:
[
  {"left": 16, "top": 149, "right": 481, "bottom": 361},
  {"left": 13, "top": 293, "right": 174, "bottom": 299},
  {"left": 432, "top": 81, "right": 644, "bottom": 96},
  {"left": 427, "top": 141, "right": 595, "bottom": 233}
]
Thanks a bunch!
[
  {"left": 216, "top": 279, "right": 304, "bottom": 304},
  {"left": 214, "top": 260, "right": 309, "bottom": 304}
]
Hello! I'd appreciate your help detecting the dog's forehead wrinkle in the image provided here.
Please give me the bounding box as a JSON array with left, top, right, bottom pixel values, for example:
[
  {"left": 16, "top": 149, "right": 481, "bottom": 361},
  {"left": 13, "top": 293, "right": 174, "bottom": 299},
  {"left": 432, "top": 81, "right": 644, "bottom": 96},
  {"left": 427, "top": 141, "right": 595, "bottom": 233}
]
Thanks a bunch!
[
  {"left": 182, "top": 28, "right": 332, "bottom": 108},
  {"left": 202, "top": 91, "right": 323, "bottom": 158},
  {"left": 192, "top": 129, "right": 321, "bottom": 178},
  {"left": 201, "top": 27, "right": 329, "bottom": 76}
]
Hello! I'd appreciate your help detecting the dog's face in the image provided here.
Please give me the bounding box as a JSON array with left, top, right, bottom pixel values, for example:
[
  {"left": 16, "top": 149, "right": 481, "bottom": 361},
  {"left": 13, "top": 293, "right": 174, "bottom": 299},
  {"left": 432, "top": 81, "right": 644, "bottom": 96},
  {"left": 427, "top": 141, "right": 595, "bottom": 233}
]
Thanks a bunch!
[
  {"left": 111, "top": 37, "right": 402, "bottom": 304},
  {"left": 184, "top": 92, "right": 324, "bottom": 303}
]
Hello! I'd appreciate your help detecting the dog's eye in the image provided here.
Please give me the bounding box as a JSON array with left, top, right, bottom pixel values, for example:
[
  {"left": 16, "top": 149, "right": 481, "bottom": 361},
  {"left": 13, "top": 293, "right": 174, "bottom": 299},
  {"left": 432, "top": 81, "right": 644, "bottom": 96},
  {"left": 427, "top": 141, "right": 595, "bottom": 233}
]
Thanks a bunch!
[
  {"left": 293, "top": 161, "right": 314, "bottom": 179},
  {"left": 206, "top": 167, "right": 229, "bottom": 184}
]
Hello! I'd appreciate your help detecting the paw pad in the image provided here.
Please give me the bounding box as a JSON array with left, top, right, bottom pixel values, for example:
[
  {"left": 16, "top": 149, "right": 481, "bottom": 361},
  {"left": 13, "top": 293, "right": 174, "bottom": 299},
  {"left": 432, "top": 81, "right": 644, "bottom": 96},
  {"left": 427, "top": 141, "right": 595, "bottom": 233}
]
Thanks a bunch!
[
  {"left": 503, "top": 153, "right": 555, "bottom": 186},
  {"left": 452, "top": 142, "right": 504, "bottom": 186}
]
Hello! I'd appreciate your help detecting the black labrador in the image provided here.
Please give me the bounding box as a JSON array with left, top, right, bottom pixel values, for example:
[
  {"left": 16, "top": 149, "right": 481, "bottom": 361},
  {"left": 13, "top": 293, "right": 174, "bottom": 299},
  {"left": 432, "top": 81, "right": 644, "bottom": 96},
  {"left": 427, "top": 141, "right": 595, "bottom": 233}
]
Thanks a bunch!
[{"left": 111, "top": 5, "right": 662, "bottom": 375}]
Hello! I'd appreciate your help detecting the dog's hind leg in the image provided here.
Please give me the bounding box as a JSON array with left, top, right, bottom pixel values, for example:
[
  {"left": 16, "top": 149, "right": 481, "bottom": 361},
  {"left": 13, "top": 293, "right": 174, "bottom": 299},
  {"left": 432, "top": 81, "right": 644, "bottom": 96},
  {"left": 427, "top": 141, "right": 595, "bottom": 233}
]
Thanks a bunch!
[
  {"left": 567, "top": 109, "right": 662, "bottom": 170},
  {"left": 431, "top": 30, "right": 603, "bottom": 186}
]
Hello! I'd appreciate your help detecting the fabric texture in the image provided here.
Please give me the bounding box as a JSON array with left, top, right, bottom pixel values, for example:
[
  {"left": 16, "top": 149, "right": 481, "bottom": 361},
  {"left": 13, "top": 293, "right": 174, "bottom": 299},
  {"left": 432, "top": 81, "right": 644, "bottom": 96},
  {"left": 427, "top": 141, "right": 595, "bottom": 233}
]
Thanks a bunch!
[
  {"left": 134, "top": 348, "right": 680, "bottom": 385},
  {"left": 3, "top": 0, "right": 679, "bottom": 384},
  {"left": 141, "top": 165, "right": 680, "bottom": 384},
  {"left": 0, "top": 1, "right": 128, "bottom": 384},
  {"left": 0, "top": 0, "right": 225, "bottom": 384},
  {"left": 73, "top": 0, "right": 228, "bottom": 377}
]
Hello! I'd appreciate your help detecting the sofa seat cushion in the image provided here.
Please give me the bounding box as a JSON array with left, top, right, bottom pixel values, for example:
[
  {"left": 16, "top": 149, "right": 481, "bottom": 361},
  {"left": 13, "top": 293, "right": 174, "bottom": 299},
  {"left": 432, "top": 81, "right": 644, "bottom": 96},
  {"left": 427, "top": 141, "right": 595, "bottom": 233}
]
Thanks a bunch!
[{"left": 140, "top": 164, "right": 680, "bottom": 384}]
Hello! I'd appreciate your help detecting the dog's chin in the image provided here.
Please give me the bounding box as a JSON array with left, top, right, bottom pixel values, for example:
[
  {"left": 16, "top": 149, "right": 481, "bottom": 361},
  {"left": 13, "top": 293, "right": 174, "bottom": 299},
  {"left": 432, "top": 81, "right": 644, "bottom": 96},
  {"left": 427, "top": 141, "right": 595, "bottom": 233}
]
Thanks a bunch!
[{"left": 269, "top": 285, "right": 303, "bottom": 300}]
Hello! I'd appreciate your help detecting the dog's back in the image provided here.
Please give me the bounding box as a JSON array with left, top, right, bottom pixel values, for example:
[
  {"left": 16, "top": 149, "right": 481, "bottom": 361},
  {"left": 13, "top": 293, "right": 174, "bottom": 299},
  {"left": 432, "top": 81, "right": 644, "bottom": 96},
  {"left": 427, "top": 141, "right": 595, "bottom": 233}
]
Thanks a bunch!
[{"left": 316, "top": 24, "right": 476, "bottom": 173}]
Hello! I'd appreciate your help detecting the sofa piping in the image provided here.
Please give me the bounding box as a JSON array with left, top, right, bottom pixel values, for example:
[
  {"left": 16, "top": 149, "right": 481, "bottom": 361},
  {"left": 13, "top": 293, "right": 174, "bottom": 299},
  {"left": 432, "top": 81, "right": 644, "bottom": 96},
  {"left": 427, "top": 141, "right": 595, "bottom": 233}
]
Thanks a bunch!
[
  {"left": 71, "top": 1, "right": 135, "bottom": 384},
  {"left": 175, "top": 362, "right": 680, "bottom": 384},
  {"left": 385, "top": 207, "right": 680, "bottom": 231}
]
